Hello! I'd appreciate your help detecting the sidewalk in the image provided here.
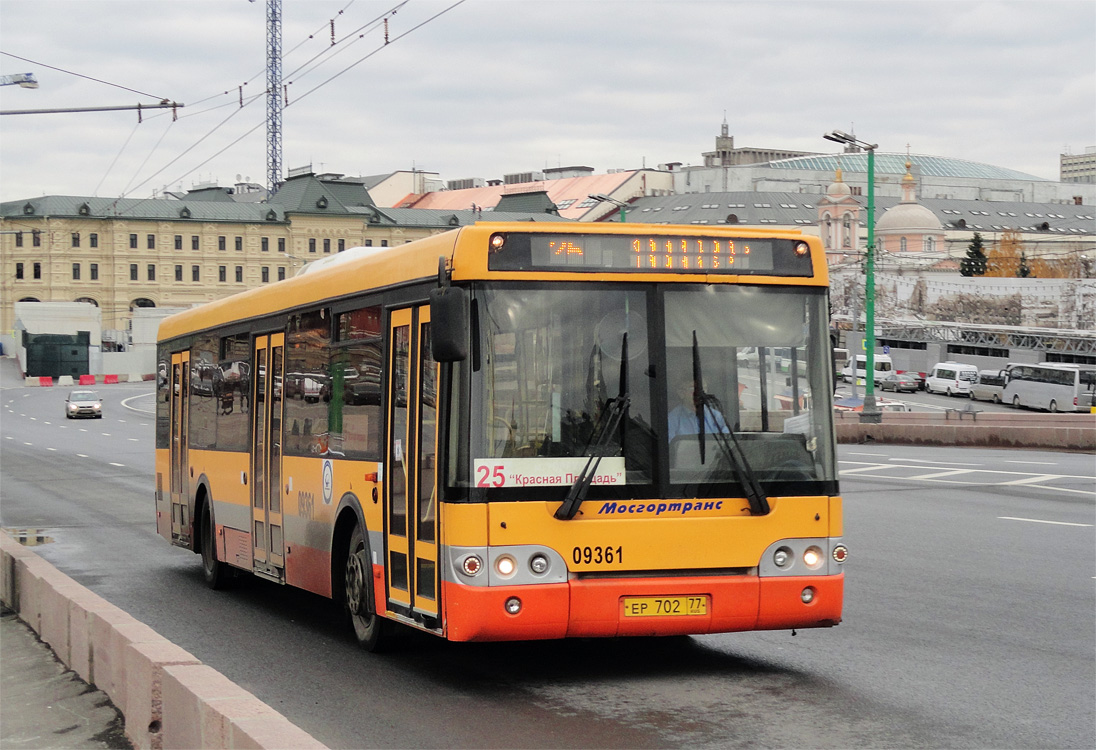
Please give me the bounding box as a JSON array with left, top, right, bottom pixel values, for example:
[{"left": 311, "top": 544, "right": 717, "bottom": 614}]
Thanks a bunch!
[{"left": 1, "top": 606, "right": 130, "bottom": 749}]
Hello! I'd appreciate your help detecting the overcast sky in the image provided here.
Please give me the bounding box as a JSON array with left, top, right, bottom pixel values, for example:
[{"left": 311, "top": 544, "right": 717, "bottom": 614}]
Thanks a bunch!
[{"left": 1, "top": 0, "right": 1093, "bottom": 202}]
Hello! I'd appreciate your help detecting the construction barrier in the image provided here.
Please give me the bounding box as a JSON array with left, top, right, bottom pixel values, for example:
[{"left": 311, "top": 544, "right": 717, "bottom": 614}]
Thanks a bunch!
[{"left": 79, "top": 375, "right": 96, "bottom": 385}]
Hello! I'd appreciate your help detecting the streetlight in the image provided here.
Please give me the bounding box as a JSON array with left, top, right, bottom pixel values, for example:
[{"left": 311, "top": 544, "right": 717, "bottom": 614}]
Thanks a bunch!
[
  {"left": 824, "top": 129, "right": 881, "bottom": 423},
  {"left": 588, "top": 193, "right": 628, "bottom": 222}
]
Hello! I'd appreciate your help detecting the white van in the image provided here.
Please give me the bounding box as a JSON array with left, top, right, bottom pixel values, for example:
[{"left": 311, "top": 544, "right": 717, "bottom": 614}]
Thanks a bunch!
[
  {"left": 925, "top": 362, "right": 978, "bottom": 396},
  {"left": 841, "top": 353, "right": 893, "bottom": 384}
]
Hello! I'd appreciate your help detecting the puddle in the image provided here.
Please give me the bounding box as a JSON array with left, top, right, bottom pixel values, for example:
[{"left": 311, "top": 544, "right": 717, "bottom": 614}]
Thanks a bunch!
[{"left": 3, "top": 528, "right": 55, "bottom": 546}]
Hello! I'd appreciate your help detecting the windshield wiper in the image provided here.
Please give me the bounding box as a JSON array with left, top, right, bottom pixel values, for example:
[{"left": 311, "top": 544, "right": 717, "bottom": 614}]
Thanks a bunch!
[
  {"left": 556, "top": 334, "right": 630, "bottom": 520},
  {"left": 692, "top": 332, "right": 770, "bottom": 516}
]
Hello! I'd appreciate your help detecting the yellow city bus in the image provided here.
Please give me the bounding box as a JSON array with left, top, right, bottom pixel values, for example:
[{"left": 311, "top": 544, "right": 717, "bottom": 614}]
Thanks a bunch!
[{"left": 155, "top": 222, "right": 845, "bottom": 650}]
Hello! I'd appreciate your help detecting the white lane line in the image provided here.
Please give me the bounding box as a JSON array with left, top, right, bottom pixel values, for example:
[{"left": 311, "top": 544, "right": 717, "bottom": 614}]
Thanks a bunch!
[
  {"left": 1004, "top": 460, "right": 1059, "bottom": 466},
  {"left": 23, "top": 442, "right": 32, "bottom": 446},
  {"left": 76, "top": 453, "right": 88, "bottom": 458},
  {"left": 3, "top": 436, "right": 11, "bottom": 440},
  {"left": 890, "top": 458, "right": 981, "bottom": 466},
  {"left": 101, "top": 433, "right": 111, "bottom": 437},
  {"left": 47, "top": 447, "right": 57, "bottom": 451},
  {"left": 906, "top": 469, "right": 975, "bottom": 480},
  {"left": 109, "top": 462, "right": 125, "bottom": 467},
  {"left": 999, "top": 474, "right": 1059, "bottom": 486},
  {"left": 998, "top": 516, "right": 1094, "bottom": 528},
  {"left": 847, "top": 452, "right": 889, "bottom": 457},
  {"left": 29, "top": 417, "right": 37, "bottom": 421}
]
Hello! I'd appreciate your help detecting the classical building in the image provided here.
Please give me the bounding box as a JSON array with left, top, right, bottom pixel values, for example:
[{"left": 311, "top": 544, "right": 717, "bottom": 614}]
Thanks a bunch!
[
  {"left": 0, "top": 170, "right": 568, "bottom": 339},
  {"left": 1060, "top": 147, "right": 1096, "bottom": 184},
  {"left": 874, "top": 162, "right": 946, "bottom": 255}
]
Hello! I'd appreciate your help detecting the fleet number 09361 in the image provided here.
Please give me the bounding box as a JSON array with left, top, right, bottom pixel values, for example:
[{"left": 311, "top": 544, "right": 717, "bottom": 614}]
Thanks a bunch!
[{"left": 572, "top": 545, "right": 623, "bottom": 565}]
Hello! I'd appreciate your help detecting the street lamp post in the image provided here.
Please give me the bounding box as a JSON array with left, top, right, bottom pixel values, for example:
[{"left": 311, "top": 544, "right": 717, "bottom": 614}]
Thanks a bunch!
[
  {"left": 824, "top": 130, "right": 881, "bottom": 423},
  {"left": 588, "top": 193, "right": 628, "bottom": 222}
]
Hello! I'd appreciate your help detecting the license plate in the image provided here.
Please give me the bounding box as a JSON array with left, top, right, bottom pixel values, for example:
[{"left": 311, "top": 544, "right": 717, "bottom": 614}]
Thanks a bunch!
[{"left": 622, "top": 595, "right": 708, "bottom": 617}]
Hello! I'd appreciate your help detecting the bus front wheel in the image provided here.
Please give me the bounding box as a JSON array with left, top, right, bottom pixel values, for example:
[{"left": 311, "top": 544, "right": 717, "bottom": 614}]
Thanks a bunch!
[
  {"left": 1048, "top": 400, "right": 1058, "bottom": 413},
  {"left": 1012, "top": 395, "right": 1022, "bottom": 409},
  {"left": 345, "top": 525, "right": 390, "bottom": 652}
]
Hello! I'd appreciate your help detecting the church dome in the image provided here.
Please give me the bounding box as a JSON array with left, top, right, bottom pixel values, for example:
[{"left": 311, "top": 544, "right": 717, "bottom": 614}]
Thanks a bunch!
[
  {"left": 825, "top": 169, "right": 852, "bottom": 198},
  {"left": 875, "top": 201, "right": 942, "bottom": 232}
]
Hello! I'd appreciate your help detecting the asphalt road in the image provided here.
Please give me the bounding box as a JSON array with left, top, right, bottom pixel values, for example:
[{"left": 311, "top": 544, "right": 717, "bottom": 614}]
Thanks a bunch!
[{"left": 2, "top": 374, "right": 1093, "bottom": 749}]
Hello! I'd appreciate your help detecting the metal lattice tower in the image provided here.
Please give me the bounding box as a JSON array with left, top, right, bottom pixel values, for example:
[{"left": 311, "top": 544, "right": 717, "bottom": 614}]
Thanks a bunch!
[{"left": 266, "top": 0, "right": 283, "bottom": 193}]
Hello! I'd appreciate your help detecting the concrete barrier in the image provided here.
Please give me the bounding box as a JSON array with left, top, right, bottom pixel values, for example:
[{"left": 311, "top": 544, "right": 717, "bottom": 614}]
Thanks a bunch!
[
  {"left": 835, "top": 410, "right": 1095, "bottom": 452},
  {"left": 0, "top": 531, "right": 328, "bottom": 750},
  {"left": 57, "top": 375, "right": 75, "bottom": 386}
]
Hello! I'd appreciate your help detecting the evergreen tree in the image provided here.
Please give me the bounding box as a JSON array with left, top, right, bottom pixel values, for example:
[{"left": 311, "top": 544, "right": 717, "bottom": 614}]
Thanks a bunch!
[
  {"left": 960, "top": 232, "right": 987, "bottom": 276},
  {"left": 1018, "top": 251, "right": 1032, "bottom": 278}
]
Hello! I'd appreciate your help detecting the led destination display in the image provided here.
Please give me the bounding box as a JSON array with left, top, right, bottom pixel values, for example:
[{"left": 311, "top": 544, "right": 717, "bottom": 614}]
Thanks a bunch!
[{"left": 487, "top": 233, "right": 813, "bottom": 276}]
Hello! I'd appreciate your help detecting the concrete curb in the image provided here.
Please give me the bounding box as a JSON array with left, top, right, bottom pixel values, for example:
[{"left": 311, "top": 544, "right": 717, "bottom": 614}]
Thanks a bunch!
[
  {"left": 0, "top": 531, "right": 327, "bottom": 750},
  {"left": 835, "top": 410, "right": 1096, "bottom": 452}
]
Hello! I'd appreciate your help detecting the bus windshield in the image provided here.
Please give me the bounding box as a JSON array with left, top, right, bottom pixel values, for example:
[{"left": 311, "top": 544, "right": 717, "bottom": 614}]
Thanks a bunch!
[{"left": 464, "top": 283, "right": 836, "bottom": 495}]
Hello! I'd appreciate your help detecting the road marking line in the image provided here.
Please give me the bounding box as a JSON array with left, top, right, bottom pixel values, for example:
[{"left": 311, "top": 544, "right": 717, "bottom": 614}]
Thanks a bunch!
[
  {"left": 3, "top": 436, "right": 11, "bottom": 440},
  {"left": 109, "top": 462, "right": 125, "bottom": 467},
  {"left": 847, "top": 452, "right": 890, "bottom": 457},
  {"left": 29, "top": 417, "right": 37, "bottom": 421},
  {"left": 76, "top": 453, "right": 88, "bottom": 458},
  {"left": 101, "top": 433, "right": 111, "bottom": 437},
  {"left": 128, "top": 438, "right": 139, "bottom": 442},
  {"left": 47, "top": 447, "right": 57, "bottom": 451},
  {"left": 23, "top": 442, "right": 32, "bottom": 446},
  {"left": 1004, "top": 460, "right": 1059, "bottom": 466},
  {"left": 998, "top": 516, "right": 1093, "bottom": 527},
  {"left": 906, "top": 469, "right": 975, "bottom": 480},
  {"left": 998, "top": 474, "right": 1059, "bottom": 486},
  {"left": 890, "top": 458, "right": 981, "bottom": 466}
]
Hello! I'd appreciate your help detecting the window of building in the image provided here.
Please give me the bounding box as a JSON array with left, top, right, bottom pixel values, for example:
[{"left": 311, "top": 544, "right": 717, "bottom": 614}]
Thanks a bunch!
[
  {"left": 90, "top": 233, "right": 98, "bottom": 248},
  {"left": 338, "top": 238, "right": 345, "bottom": 252},
  {"left": 15, "top": 232, "right": 23, "bottom": 247},
  {"left": 174, "top": 235, "right": 183, "bottom": 250},
  {"left": 175, "top": 265, "right": 183, "bottom": 282},
  {"left": 33, "top": 230, "right": 42, "bottom": 247},
  {"left": 147, "top": 234, "right": 156, "bottom": 250},
  {"left": 278, "top": 266, "right": 286, "bottom": 281},
  {"left": 33, "top": 262, "right": 41, "bottom": 279},
  {"left": 381, "top": 240, "right": 388, "bottom": 247},
  {"left": 192, "top": 265, "right": 200, "bottom": 282},
  {"left": 218, "top": 266, "right": 226, "bottom": 282},
  {"left": 72, "top": 263, "right": 81, "bottom": 280},
  {"left": 130, "top": 234, "right": 138, "bottom": 249},
  {"left": 364, "top": 239, "right": 373, "bottom": 247},
  {"left": 235, "top": 265, "right": 243, "bottom": 283},
  {"left": 323, "top": 238, "right": 331, "bottom": 254},
  {"left": 148, "top": 264, "right": 156, "bottom": 281},
  {"left": 72, "top": 232, "right": 81, "bottom": 247},
  {"left": 192, "top": 235, "right": 200, "bottom": 250},
  {"left": 130, "top": 264, "right": 138, "bottom": 281},
  {"left": 900, "top": 236, "right": 908, "bottom": 252},
  {"left": 278, "top": 237, "right": 285, "bottom": 252},
  {"left": 309, "top": 238, "right": 317, "bottom": 253},
  {"left": 235, "top": 236, "right": 243, "bottom": 252},
  {"left": 15, "top": 262, "right": 24, "bottom": 279},
  {"left": 261, "top": 237, "right": 269, "bottom": 252},
  {"left": 261, "top": 266, "right": 270, "bottom": 283},
  {"left": 218, "top": 236, "right": 226, "bottom": 251},
  {"left": 90, "top": 263, "right": 99, "bottom": 281}
]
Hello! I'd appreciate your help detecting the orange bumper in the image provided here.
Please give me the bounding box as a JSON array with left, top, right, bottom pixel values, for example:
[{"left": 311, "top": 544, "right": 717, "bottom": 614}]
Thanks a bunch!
[{"left": 442, "top": 573, "right": 843, "bottom": 642}]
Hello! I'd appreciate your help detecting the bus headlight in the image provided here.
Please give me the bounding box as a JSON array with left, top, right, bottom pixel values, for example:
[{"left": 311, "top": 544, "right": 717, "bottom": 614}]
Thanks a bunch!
[
  {"left": 495, "top": 554, "right": 517, "bottom": 578},
  {"left": 802, "top": 546, "right": 824, "bottom": 570},
  {"left": 529, "top": 553, "right": 550, "bottom": 575},
  {"left": 773, "top": 547, "right": 793, "bottom": 569}
]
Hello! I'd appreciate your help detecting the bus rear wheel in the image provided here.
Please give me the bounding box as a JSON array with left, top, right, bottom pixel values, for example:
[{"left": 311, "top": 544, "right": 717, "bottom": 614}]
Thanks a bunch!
[
  {"left": 1048, "top": 400, "right": 1058, "bottom": 413},
  {"left": 200, "top": 502, "right": 233, "bottom": 590},
  {"left": 345, "top": 525, "right": 390, "bottom": 652}
]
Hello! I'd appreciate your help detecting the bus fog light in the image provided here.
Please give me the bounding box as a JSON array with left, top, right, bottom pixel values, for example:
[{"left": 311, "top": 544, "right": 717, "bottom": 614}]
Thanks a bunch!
[
  {"left": 504, "top": 597, "right": 522, "bottom": 614},
  {"left": 802, "top": 546, "right": 824, "bottom": 570},
  {"left": 495, "top": 555, "right": 516, "bottom": 578},
  {"left": 461, "top": 555, "right": 483, "bottom": 576},
  {"left": 773, "top": 547, "right": 793, "bottom": 568},
  {"left": 801, "top": 587, "right": 816, "bottom": 604},
  {"left": 832, "top": 545, "right": 848, "bottom": 564},
  {"left": 529, "top": 554, "right": 549, "bottom": 575}
]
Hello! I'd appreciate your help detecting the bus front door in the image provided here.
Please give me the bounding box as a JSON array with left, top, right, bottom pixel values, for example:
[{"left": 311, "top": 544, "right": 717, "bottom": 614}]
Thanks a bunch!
[
  {"left": 385, "top": 306, "right": 440, "bottom": 628},
  {"left": 251, "top": 333, "right": 286, "bottom": 580},
  {"left": 169, "top": 351, "right": 190, "bottom": 545}
]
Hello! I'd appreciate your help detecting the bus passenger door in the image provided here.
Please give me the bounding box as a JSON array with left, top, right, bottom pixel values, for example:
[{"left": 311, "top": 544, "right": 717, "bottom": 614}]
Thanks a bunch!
[
  {"left": 251, "top": 333, "right": 286, "bottom": 579},
  {"left": 169, "top": 351, "right": 190, "bottom": 543},
  {"left": 385, "top": 306, "right": 440, "bottom": 626}
]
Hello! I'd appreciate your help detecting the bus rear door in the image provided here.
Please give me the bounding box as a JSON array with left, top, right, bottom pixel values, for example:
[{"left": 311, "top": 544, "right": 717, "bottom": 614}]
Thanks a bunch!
[
  {"left": 385, "top": 305, "right": 440, "bottom": 629},
  {"left": 251, "top": 333, "right": 286, "bottom": 580}
]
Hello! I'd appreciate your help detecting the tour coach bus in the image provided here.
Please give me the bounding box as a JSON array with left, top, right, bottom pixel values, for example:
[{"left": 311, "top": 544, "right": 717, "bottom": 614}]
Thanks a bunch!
[{"left": 155, "top": 223, "right": 846, "bottom": 650}]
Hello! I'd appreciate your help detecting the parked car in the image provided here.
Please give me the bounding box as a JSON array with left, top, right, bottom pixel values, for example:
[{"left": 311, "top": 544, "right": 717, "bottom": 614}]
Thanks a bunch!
[
  {"left": 879, "top": 373, "right": 920, "bottom": 393},
  {"left": 970, "top": 369, "right": 1007, "bottom": 403},
  {"left": 65, "top": 390, "right": 102, "bottom": 419}
]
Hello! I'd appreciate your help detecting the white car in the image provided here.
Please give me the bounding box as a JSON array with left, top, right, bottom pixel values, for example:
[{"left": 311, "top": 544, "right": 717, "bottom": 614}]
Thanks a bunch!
[{"left": 65, "top": 390, "right": 102, "bottom": 419}]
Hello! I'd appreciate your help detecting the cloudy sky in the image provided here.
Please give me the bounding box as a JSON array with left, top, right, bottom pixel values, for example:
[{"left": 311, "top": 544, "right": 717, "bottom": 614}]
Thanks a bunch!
[{"left": 1, "top": 0, "right": 1093, "bottom": 202}]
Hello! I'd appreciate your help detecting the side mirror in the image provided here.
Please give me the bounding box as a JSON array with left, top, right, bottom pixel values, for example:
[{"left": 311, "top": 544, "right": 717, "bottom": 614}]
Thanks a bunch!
[{"left": 430, "top": 285, "right": 469, "bottom": 362}]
